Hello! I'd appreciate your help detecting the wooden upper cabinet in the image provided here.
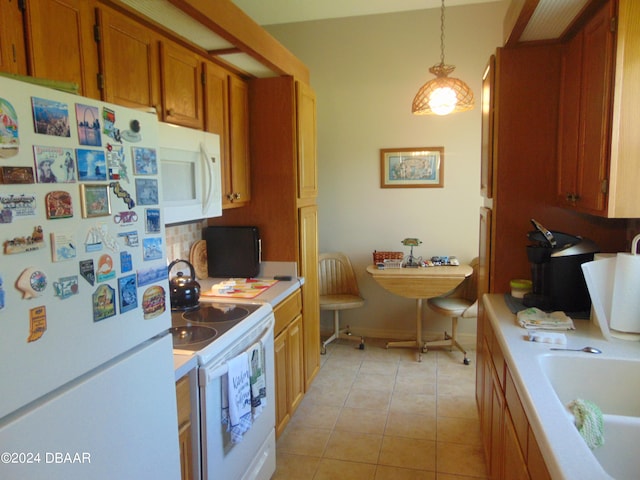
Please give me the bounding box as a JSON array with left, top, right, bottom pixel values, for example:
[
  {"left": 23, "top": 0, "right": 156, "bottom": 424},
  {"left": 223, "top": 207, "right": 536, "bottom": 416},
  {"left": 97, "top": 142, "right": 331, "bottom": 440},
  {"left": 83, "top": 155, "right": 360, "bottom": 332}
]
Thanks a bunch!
[
  {"left": 480, "top": 55, "right": 495, "bottom": 199},
  {"left": 555, "top": 0, "right": 640, "bottom": 217},
  {"left": 160, "top": 41, "right": 204, "bottom": 129},
  {"left": 23, "top": 0, "right": 99, "bottom": 98},
  {"left": 557, "top": 30, "right": 583, "bottom": 207},
  {"left": 576, "top": 2, "right": 614, "bottom": 214},
  {"left": 296, "top": 81, "right": 317, "bottom": 201},
  {"left": 204, "top": 59, "right": 230, "bottom": 200},
  {"left": 96, "top": 5, "right": 160, "bottom": 111},
  {"left": 226, "top": 74, "right": 251, "bottom": 207},
  {"left": 0, "top": 0, "right": 27, "bottom": 75}
]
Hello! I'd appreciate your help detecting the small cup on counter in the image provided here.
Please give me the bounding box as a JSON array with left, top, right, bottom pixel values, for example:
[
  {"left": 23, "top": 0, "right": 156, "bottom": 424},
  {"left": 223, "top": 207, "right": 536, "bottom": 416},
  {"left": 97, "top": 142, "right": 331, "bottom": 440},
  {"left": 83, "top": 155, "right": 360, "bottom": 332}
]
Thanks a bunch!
[{"left": 510, "top": 279, "right": 532, "bottom": 299}]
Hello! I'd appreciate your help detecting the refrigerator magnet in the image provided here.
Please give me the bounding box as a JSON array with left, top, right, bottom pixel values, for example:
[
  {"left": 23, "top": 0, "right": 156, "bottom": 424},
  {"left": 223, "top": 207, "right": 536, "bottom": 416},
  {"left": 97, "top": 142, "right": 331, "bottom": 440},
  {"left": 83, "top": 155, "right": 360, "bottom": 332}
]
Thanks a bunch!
[
  {"left": 75, "top": 103, "right": 102, "bottom": 147},
  {"left": 96, "top": 254, "right": 115, "bottom": 283},
  {"left": 33, "top": 146, "right": 76, "bottom": 183},
  {"left": 45, "top": 191, "right": 73, "bottom": 219},
  {"left": 4, "top": 225, "right": 45, "bottom": 254},
  {"left": 142, "top": 237, "right": 163, "bottom": 261},
  {"left": 0, "top": 166, "right": 34, "bottom": 184},
  {"left": 31, "top": 97, "right": 71, "bottom": 137},
  {"left": 27, "top": 306, "right": 47, "bottom": 342},
  {"left": 1, "top": 193, "right": 37, "bottom": 220},
  {"left": 132, "top": 147, "right": 157, "bottom": 175},
  {"left": 110, "top": 182, "right": 135, "bottom": 209},
  {"left": 134, "top": 178, "right": 158, "bottom": 205},
  {"left": 120, "top": 119, "right": 142, "bottom": 143},
  {"left": 79, "top": 259, "right": 95, "bottom": 285},
  {"left": 0, "top": 97, "right": 19, "bottom": 158},
  {"left": 118, "top": 274, "right": 137, "bottom": 314},
  {"left": 145, "top": 208, "right": 161, "bottom": 233},
  {"left": 136, "top": 265, "right": 167, "bottom": 287},
  {"left": 106, "top": 144, "right": 127, "bottom": 181},
  {"left": 50, "top": 232, "right": 77, "bottom": 261},
  {"left": 92, "top": 284, "right": 116, "bottom": 322},
  {"left": 142, "top": 285, "right": 165, "bottom": 319},
  {"left": 117, "top": 230, "right": 139, "bottom": 247},
  {"left": 53, "top": 275, "right": 79, "bottom": 299},
  {"left": 16, "top": 267, "right": 47, "bottom": 299},
  {"left": 120, "top": 251, "right": 132, "bottom": 273},
  {"left": 0, "top": 275, "right": 5, "bottom": 310}
]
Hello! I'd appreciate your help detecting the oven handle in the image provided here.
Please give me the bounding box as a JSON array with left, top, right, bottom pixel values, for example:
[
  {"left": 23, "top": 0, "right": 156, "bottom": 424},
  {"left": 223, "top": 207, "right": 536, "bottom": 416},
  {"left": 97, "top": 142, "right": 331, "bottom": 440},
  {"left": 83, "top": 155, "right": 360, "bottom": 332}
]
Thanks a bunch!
[{"left": 200, "top": 316, "right": 274, "bottom": 385}]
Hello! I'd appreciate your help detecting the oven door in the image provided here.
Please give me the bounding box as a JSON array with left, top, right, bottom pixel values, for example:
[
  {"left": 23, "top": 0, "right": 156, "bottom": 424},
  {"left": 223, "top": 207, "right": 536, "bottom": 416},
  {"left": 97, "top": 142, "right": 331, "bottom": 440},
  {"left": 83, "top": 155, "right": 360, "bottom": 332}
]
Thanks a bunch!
[{"left": 198, "top": 313, "right": 275, "bottom": 480}]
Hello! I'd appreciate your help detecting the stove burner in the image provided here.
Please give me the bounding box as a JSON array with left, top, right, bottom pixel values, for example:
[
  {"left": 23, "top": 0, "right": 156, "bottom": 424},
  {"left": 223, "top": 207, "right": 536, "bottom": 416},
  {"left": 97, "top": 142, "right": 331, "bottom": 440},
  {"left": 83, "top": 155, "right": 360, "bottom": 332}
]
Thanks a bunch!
[
  {"left": 170, "top": 325, "right": 217, "bottom": 346},
  {"left": 183, "top": 305, "right": 251, "bottom": 324}
]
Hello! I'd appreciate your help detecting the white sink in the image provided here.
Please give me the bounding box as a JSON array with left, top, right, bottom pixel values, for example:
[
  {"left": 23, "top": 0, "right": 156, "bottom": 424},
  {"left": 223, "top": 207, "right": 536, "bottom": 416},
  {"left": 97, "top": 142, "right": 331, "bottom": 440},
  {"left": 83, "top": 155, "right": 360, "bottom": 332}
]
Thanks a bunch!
[{"left": 539, "top": 354, "right": 640, "bottom": 479}]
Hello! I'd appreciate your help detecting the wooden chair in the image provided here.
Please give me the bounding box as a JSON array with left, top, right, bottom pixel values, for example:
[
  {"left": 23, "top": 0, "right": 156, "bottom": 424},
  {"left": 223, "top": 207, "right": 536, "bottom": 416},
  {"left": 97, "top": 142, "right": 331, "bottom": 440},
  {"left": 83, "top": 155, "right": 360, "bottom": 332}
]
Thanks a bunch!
[
  {"left": 318, "top": 252, "right": 365, "bottom": 353},
  {"left": 425, "top": 257, "right": 479, "bottom": 364}
]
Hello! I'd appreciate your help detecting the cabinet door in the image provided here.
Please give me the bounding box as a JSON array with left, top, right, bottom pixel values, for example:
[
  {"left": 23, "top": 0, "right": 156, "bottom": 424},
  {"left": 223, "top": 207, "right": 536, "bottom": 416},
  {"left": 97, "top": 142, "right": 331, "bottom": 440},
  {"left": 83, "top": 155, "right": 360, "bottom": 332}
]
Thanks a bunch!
[
  {"left": 481, "top": 55, "right": 495, "bottom": 198},
  {"left": 226, "top": 74, "right": 250, "bottom": 207},
  {"left": 503, "top": 411, "right": 529, "bottom": 480},
  {"left": 557, "top": 3, "right": 614, "bottom": 214},
  {"left": 577, "top": 3, "right": 614, "bottom": 214},
  {"left": 176, "top": 376, "right": 193, "bottom": 480},
  {"left": 299, "top": 205, "right": 320, "bottom": 390},
  {"left": 23, "top": 0, "right": 99, "bottom": 97},
  {"left": 204, "top": 60, "right": 229, "bottom": 158},
  {"left": 0, "top": 0, "right": 26, "bottom": 74},
  {"left": 296, "top": 81, "right": 318, "bottom": 200},
  {"left": 96, "top": 6, "right": 160, "bottom": 110},
  {"left": 274, "top": 329, "right": 290, "bottom": 438},
  {"left": 489, "top": 367, "right": 505, "bottom": 480},
  {"left": 557, "top": 31, "right": 583, "bottom": 206},
  {"left": 287, "top": 314, "right": 305, "bottom": 413},
  {"left": 160, "top": 41, "right": 204, "bottom": 129}
]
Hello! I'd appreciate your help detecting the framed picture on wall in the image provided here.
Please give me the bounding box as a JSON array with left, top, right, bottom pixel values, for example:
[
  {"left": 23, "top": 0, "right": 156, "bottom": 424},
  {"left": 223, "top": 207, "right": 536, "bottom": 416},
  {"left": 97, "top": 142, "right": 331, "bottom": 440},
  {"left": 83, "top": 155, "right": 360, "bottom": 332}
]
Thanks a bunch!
[{"left": 380, "top": 147, "right": 444, "bottom": 188}]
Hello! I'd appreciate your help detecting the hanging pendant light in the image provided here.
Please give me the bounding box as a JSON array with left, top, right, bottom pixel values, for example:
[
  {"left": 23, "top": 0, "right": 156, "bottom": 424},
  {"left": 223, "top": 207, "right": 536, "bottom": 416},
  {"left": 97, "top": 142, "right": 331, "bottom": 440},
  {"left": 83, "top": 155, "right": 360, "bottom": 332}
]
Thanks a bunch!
[{"left": 412, "top": 0, "right": 474, "bottom": 116}]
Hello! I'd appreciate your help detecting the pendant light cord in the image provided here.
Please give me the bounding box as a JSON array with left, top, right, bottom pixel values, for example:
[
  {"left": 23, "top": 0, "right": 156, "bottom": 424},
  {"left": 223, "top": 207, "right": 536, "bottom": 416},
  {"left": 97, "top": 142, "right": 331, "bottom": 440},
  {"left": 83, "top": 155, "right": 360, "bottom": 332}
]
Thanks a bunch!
[{"left": 439, "top": 0, "right": 446, "bottom": 66}]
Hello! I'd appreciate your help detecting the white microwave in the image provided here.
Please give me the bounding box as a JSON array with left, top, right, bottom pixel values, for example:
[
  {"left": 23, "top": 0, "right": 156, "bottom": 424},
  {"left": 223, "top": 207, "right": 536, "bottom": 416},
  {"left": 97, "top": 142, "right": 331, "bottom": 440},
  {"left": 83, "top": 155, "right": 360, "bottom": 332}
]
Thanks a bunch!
[{"left": 158, "top": 122, "right": 222, "bottom": 224}]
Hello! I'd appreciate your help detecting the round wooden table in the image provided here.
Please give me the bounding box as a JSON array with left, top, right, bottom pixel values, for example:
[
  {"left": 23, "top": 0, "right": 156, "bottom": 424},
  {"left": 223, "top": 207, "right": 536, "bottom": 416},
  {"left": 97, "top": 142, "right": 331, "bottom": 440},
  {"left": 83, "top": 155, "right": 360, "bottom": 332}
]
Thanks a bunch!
[{"left": 366, "top": 264, "right": 472, "bottom": 361}]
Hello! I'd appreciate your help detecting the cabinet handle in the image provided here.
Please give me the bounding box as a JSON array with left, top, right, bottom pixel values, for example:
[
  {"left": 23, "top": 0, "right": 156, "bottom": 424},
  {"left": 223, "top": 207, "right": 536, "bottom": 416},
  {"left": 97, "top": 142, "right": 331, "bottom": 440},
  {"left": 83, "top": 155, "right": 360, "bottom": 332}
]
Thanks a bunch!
[
  {"left": 167, "top": 108, "right": 175, "bottom": 117},
  {"left": 234, "top": 193, "right": 241, "bottom": 200}
]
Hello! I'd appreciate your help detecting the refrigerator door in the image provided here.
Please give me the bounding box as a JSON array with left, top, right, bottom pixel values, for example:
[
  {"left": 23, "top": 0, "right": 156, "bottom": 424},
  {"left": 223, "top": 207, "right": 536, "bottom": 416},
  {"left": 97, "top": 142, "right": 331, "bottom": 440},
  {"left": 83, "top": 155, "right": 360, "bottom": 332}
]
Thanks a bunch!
[
  {"left": 0, "top": 334, "right": 180, "bottom": 480},
  {"left": 0, "top": 75, "right": 171, "bottom": 419}
]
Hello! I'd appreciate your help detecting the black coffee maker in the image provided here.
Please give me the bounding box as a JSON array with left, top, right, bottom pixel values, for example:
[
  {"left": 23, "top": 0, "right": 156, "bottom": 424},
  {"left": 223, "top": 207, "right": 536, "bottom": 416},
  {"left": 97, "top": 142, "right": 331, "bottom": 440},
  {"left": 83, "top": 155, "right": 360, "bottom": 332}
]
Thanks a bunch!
[{"left": 523, "top": 219, "right": 599, "bottom": 313}]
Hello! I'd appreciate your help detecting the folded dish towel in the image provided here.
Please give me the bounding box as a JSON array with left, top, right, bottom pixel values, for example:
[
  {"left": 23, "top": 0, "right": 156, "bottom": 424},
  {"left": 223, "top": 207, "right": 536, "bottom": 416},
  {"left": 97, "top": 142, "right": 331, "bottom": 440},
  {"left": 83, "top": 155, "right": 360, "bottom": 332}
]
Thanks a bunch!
[
  {"left": 568, "top": 398, "right": 604, "bottom": 450},
  {"left": 221, "top": 351, "right": 252, "bottom": 443},
  {"left": 249, "top": 341, "right": 267, "bottom": 419},
  {"left": 517, "top": 307, "right": 576, "bottom": 330}
]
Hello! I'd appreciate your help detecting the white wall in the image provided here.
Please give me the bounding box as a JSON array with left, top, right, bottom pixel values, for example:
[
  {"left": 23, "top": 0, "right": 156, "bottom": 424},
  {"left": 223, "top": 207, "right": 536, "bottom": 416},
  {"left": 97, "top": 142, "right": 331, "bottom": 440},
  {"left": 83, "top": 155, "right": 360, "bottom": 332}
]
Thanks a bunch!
[{"left": 267, "top": 2, "right": 508, "bottom": 344}]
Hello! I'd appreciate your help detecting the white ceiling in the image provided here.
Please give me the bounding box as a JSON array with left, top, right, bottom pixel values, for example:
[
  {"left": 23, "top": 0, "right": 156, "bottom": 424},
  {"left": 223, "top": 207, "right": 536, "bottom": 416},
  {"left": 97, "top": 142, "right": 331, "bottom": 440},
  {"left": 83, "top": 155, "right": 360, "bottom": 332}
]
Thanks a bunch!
[{"left": 231, "top": 0, "right": 497, "bottom": 26}]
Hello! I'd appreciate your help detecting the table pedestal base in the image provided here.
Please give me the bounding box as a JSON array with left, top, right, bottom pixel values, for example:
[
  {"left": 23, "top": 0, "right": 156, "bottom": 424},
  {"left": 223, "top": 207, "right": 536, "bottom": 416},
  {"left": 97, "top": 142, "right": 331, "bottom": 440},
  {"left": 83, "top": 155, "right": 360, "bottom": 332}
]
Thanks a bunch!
[{"left": 385, "top": 298, "right": 427, "bottom": 361}]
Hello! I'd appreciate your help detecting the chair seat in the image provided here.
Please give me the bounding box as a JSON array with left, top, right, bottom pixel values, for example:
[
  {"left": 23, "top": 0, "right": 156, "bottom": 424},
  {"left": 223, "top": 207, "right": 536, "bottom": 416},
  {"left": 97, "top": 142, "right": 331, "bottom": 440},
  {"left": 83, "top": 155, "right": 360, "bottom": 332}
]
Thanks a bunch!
[
  {"left": 320, "top": 294, "right": 365, "bottom": 310},
  {"left": 427, "top": 296, "right": 473, "bottom": 317}
]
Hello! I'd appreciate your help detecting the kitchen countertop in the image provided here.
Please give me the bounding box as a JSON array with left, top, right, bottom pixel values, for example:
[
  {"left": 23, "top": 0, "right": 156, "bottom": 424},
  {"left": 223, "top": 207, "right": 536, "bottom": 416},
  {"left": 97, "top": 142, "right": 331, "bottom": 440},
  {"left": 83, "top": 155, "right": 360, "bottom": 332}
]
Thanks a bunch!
[
  {"left": 173, "top": 261, "right": 304, "bottom": 380},
  {"left": 484, "top": 294, "right": 640, "bottom": 480}
]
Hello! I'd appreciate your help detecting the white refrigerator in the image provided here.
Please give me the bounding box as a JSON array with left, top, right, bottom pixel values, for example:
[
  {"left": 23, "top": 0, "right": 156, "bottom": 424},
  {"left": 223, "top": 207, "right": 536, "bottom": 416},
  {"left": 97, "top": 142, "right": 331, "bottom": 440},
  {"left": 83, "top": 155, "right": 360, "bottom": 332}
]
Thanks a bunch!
[{"left": 0, "top": 75, "right": 180, "bottom": 479}]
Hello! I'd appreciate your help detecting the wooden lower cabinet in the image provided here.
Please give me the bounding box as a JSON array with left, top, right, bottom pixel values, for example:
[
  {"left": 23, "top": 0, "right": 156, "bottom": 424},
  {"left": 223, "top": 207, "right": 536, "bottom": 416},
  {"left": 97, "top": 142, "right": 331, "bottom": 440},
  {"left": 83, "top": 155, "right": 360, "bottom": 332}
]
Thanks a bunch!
[
  {"left": 273, "top": 290, "right": 304, "bottom": 438},
  {"left": 477, "top": 313, "right": 551, "bottom": 480},
  {"left": 176, "top": 375, "right": 194, "bottom": 480}
]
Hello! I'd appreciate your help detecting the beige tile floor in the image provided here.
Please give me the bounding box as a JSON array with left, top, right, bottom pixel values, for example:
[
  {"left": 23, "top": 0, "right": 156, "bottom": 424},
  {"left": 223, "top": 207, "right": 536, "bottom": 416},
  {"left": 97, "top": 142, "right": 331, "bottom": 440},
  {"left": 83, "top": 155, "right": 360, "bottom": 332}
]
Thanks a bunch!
[{"left": 274, "top": 338, "right": 487, "bottom": 480}]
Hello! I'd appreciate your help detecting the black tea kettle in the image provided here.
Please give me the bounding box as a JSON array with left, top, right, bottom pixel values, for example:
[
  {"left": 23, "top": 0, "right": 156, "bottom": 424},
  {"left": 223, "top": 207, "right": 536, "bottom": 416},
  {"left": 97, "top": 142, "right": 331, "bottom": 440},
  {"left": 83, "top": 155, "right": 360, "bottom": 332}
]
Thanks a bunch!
[{"left": 168, "top": 259, "right": 200, "bottom": 311}]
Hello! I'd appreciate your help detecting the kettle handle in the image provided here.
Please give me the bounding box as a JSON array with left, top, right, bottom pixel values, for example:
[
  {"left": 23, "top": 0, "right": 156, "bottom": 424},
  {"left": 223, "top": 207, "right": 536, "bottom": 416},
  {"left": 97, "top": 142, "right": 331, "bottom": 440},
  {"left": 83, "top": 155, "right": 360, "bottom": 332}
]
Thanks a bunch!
[{"left": 168, "top": 259, "right": 196, "bottom": 278}]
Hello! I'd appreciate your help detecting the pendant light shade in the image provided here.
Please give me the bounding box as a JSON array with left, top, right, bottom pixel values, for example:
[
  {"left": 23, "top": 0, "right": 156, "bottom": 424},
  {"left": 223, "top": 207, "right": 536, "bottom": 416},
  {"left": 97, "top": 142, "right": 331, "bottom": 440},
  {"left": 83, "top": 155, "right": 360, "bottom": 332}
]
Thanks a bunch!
[{"left": 412, "top": 0, "right": 474, "bottom": 116}]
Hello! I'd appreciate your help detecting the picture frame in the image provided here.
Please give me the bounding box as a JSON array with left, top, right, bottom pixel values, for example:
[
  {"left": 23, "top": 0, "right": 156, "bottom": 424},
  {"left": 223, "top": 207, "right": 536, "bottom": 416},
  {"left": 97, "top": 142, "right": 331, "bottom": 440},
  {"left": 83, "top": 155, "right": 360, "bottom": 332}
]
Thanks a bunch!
[
  {"left": 380, "top": 147, "right": 444, "bottom": 188},
  {"left": 80, "top": 183, "right": 111, "bottom": 218}
]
